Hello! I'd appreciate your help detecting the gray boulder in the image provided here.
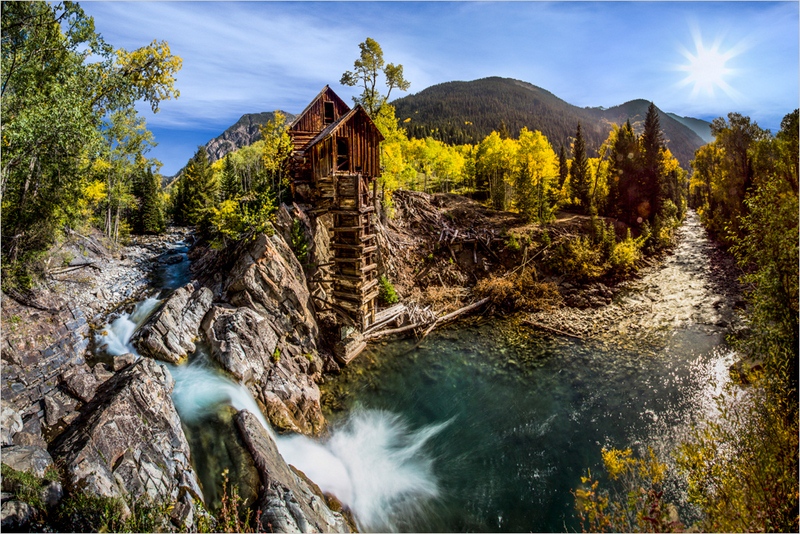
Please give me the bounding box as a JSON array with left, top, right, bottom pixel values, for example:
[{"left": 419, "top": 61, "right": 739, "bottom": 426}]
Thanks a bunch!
[
  {"left": 223, "top": 232, "right": 319, "bottom": 354},
  {"left": 52, "top": 358, "right": 201, "bottom": 509},
  {"left": 0, "top": 399, "right": 22, "bottom": 446},
  {"left": 111, "top": 353, "right": 137, "bottom": 372},
  {"left": 0, "top": 445, "right": 53, "bottom": 478},
  {"left": 60, "top": 364, "right": 99, "bottom": 403},
  {"left": 234, "top": 410, "right": 351, "bottom": 533},
  {"left": 133, "top": 282, "right": 213, "bottom": 364},
  {"left": 203, "top": 306, "right": 325, "bottom": 435},
  {"left": 1, "top": 500, "right": 36, "bottom": 530}
]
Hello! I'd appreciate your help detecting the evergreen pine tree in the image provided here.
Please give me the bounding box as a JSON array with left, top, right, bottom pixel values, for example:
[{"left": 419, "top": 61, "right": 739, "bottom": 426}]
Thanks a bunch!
[
  {"left": 558, "top": 145, "right": 569, "bottom": 189},
  {"left": 137, "top": 167, "right": 165, "bottom": 234},
  {"left": 608, "top": 120, "right": 639, "bottom": 222},
  {"left": 174, "top": 147, "right": 218, "bottom": 227},
  {"left": 640, "top": 103, "right": 665, "bottom": 221},
  {"left": 569, "top": 123, "right": 591, "bottom": 212},
  {"left": 220, "top": 153, "right": 241, "bottom": 201},
  {"left": 497, "top": 120, "right": 511, "bottom": 140}
]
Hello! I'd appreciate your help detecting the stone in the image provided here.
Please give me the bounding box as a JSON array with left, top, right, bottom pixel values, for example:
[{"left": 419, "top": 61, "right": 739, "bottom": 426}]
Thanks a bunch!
[
  {"left": 202, "top": 306, "right": 278, "bottom": 386},
  {"left": 93, "top": 362, "right": 115, "bottom": 383},
  {"left": 234, "top": 410, "right": 350, "bottom": 533},
  {"left": 52, "top": 358, "right": 201, "bottom": 507},
  {"left": 60, "top": 365, "right": 99, "bottom": 402},
  {"left": 223, "top": 233, "right": 319, "bottom": 354},
  {"left": 169, "top": 495, "right": 194, "bottom": 530},
  {"left": 0, "top": 445, "right": 53, "bottom": 478},
  {"left": 1, "top": 500, "right": 36, "bottom": 530},
  {"left": 132, "top": 283, "right": 213, "bottom": 364},
  {"left": 12, "top": 416, "right": 47, "bottom": 449},
  {"left": 204, "top": 232, "right": 326, "bottom": 435},
  {"left": 111, "top": 353, "right": 137, "bottom": 372},
  {"left": 0, "top": 399, "right": 23, "bottom": 446},
  {"left": 203, "top": 304, "right": 325, "bottom": 434},
  {"left": 43, "top": 390, "right": 77, "bottom": 428},
  {"left": 41, "top": 481, "right": 63, "bottom": 508},
  {"left": 161, "top": 254, "right": 184, "bottom": 265}
]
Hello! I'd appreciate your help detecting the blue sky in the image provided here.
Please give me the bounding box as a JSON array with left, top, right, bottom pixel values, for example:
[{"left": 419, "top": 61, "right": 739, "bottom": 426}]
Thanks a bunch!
[{"left": 80, "top": 1, "right": 799, "bottom": 176}]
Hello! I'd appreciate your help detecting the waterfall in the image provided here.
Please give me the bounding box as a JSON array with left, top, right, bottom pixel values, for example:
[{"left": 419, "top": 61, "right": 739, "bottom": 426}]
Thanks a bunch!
[
  {"left": 167, "top": 355, "right": 444, "bottom": 532},
  {"left": 93, "top": 292, "right": 443, "bottom": 532},
  {"left": 168, "top": 349, "right": 272, "bottom": 433},
  {"left": 94, "top": 296, "right": 161, "bottom": 357},
  {"left": 277, "top": 410, "right": 447, "bottom": 532}
]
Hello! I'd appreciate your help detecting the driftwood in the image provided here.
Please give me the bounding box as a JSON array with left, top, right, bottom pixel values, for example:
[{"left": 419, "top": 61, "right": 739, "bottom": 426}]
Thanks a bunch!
[
  {"left": 521, "top": 319, "right": 584, "bottom": 340},
  {"left": 420, "top": 297, "right": 490, "bottom": 339},
  {"left": 363, "top": 322, "right": 420, "bottom": 341},
  {"left": 2, "top": 288, "right": 61, "bottom": 313},
  {"left": 48, "top": 261, "right": 102, "bottom": 275},
  {"left": 364, "top": 297, "right": 490, "bottom": 343},
  {"left": 363, "top": 303, "right": 406, "bottom": 336}
]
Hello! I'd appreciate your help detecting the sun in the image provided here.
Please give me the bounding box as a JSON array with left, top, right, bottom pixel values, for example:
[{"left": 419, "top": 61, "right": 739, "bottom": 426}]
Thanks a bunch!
[{"left": 676, "top": 31, "right": 742, "bottom": 100}]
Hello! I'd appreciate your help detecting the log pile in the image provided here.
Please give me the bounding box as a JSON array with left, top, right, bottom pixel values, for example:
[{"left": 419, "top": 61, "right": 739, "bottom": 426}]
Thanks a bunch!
[{"left": 361, "top": 297, "right": 488, "bottom": 342}]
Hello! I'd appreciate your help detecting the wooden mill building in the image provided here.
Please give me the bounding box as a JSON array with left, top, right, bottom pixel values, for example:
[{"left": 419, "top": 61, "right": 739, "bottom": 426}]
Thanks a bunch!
[{"left": 288, "top": 86, "right": 384, "bottom": 331}]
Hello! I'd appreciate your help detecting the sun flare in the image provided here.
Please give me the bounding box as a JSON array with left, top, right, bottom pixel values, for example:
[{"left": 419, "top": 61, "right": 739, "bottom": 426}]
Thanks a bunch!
[{"left": 676, "top": 31, "right": 742, "bottom": 100}]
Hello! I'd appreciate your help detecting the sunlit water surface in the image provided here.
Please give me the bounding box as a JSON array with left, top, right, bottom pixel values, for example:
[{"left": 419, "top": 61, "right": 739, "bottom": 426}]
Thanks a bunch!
[{"left": 320, "top": 211, "right": 739, "bottom": 532}]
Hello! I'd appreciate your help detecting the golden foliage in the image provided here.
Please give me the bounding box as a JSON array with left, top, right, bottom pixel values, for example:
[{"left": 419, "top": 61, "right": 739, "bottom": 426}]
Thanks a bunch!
[{"left": 474, "top": 269, "right": 561, "bottom": 311}]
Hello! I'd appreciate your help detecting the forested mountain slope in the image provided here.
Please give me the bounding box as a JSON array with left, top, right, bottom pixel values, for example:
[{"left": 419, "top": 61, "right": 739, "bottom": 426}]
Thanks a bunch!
[{"left": 392, "top": 77, "right": 708, "bottom": 169}]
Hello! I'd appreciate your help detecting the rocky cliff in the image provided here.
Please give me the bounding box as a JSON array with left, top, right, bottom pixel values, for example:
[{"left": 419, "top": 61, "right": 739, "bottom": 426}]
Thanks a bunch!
[
  {"left": 1, "top": 219, "right": 348, "bottom": 532},
  {"left": 204, "top": 111, "right": 296, "bottom": 164}
]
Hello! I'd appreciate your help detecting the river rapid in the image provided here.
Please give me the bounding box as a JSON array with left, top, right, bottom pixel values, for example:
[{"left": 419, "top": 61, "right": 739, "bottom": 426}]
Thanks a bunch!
[{"left": 92, "top": 211, "right": 741, "bottom": 532}]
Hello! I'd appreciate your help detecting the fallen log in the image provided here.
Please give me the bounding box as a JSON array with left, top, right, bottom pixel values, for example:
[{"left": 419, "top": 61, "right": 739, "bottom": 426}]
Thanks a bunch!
[
  {"left": 420, "top": 297, "right": 490, "bottom": 339},
  {"left": 49, "top": 261, "right": 102, "bottom": 275},
  {"left": 363, "top": 303, "right": 406, "bottom": 335},
  {"left": 363, "top": 321, "right": 421, "bottom": 341},
  {"left": 520, "top": 319, "right": 584, "bottom": 340}
]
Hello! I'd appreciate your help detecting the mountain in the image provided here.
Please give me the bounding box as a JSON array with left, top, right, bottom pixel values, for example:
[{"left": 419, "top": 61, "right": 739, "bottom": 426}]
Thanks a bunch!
[
  {"left": 163, "top": 111, "right": 296, "bottom": 186},
  {"left": 666, "top": 112, "right": 714, "bottom": 144},
  {"left": 392, "top": 77, "right": 707, "bottom": 170},
  {"left": 204, "top": 111, "right": 295, "bottom": 163}
]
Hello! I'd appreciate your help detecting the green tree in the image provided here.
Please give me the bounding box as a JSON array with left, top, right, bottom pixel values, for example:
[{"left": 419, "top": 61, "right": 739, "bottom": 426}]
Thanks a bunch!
[
  {"left": 95, "top": 107, "right": 157, "bottom": 242},
  {"left": 669, "top": 110, "right": 797, "bottom": 533},
  {"left": 173, "top": 147, "right": 217, "bottom": 227},
  {"left": 259, "top": 110, "right": 293, "bottom": 204},
  {"left": 1, "top": 0, "right": 180, "bottom": 283},
  {"left": 220, "top": 153, "right": 241, "bottom": 201},
  {"left": 340, "top": 37, "right": 410, "bottom": 116},
  {"left": 638, "top": 103, "right": 665, "bottom": 222},
  {"left": 135, "top": 167, "right": 165, "bottom": 234},
  {"left": 569, "top": 123, "right": 591, "bottom": 212},
  {"left": 557, "top": 144, "right": 569, "bottom": 190},
  {"left": 690, "top": 113, "right": 768, "bottom": 240}
]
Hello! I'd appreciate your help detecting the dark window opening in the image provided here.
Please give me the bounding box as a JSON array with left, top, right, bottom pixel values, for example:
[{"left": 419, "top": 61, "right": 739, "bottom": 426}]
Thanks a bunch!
[
  {"left": 336, "top": 137, "right": 349, "bottom": 171},
  {"left": 324, "top": 101, "right": 335, "bottom": 124}
]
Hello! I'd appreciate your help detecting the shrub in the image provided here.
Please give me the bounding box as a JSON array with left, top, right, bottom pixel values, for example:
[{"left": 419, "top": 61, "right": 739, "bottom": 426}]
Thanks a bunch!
[
  {"left": 474, "top": 270, "right": 561, "bottom": 311},
  {"left": 378, "top": 275, "right": 399, "bottom": 305},
  {"left": 290, "top": 218, "right": 309, "bottom": 263},
  {"left": 573, "top": 447, "right": 683, "bottom": 533},
  {"left": 218, "top": 469, "right": 261, "bottom": 533},
  {"left": 676, "top": 382, "right": 799, "bottom": 532},
  {"left": 554, "top": 236, "right": 606, "bottom": 280},
  {"left": 609, "top": 229, "right": 642, "bottom": 274},
  {"left": 1, "top": 463, "right": 59, "bottom": 512},
  {"left": 505, "top": 233, "right": 521, "bottom": 252}
]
